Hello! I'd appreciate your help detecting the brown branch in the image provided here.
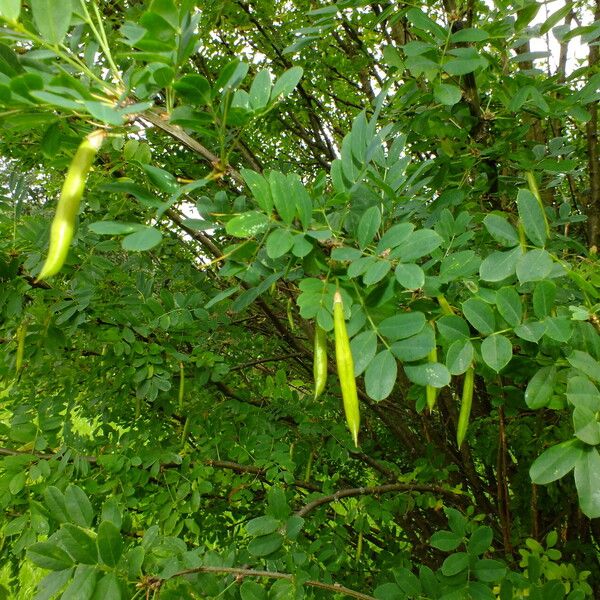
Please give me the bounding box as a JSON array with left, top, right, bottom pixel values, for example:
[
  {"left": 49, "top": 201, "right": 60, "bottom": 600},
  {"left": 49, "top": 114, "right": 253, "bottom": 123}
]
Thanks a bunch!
[
  {"left": 229, "top": 353, "right": 303, "bottom": 372},
  {"left": 296, "top": 483, "right": 466, "bottom": 518},
  {"left": 139, "top": 110, "right": 244, "bottom": 185},
  {"left": 586, "top": 0, "right": 600, "bottom": 247},
  {"left": 0, "top": 447, "right": 320, "bottom": 492},
  {"left": 164, "top": 565, "right": 376, "bottom": 600}
]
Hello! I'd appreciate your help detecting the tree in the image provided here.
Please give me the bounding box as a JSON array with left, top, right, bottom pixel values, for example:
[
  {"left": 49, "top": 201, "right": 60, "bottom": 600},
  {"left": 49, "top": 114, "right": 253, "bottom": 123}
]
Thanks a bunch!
[{"left": 0, "top": 0, "right": 599, "bottom": 598}]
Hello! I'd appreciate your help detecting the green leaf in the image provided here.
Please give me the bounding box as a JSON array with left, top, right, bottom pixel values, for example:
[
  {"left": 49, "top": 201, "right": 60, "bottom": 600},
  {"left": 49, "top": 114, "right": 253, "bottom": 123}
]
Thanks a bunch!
[
  {"left": 516, "top": 249, "right": 553, "bottom": 283},
  {"left": 567, "top": 351, "right": 600, "bottom": 383},
  {"left": 404, "top": 362, "right": 451, "bottom": 388},
  {"left": 44, "top": 487, "right": 69, "bottom": 523},
  {"left": 483, "top": 214, "right": 519, "bottom": 247},
  {"left": 430, "top": 530, "right": 463, "bottom": 551},
  {"left": 573, "top": 405, "right": 600, "bottom": 445},
  {"left": 97, "top": 521, "right": 123, "bottom": 567},
  {"left": 34, "top": 569, "right": 73, "bottom": 600},
  {"left": 462, "top": 298, "right": 495, "bottom": 335},
  {"left": 226, "top": 212, "right": 270, "bottom": 238},
  {"left": 441, "top": 552, "right": 469, "bottom": 576},
  {"left": 122, "top": 227, "right": 163, "bottom": 251},
  {"left": 92, "top": 573, "right": 121, "bottom": 600},
  {"left": 373, "top": 583, "right": 403, "bottom": 600},
  {"left": 246, "top": 515, "right": 280, "bottom": 537},
  {"left": 468, "top": 526, "right": 493, "bottom": 556},
  {"left": 249, "top": 69, "right": 271, "bottom": 110},
  {"left": 517, "top": 189, "right": 547, "bottom": 247},
  {"left": 289, "top": 174, "right": 312, "bottom": 230},
  {"left": 436, "top": 315, "right": 470, "bottom": 342},
  {"left": 84, "top": 101, "right": 124, "bottom": 126},
  {"left": 351, "top": 330, "right": 378, "bottom": 377},
  {"left": 543, "top": 317, "right": 572, "bottom": 342},
  {"left": 433, "top": 82, "right": 462, "bottom": 106},
  {"left": 495, "top": 286, "right": 522, "bottom": 326},
  {"left": 357, "top": 205, "right": 381, "bottom": 248},
  {"left": 363, "top": 260, "right": 391, "bottom": 286},
  {"left": 395, "top": 229, "right": 442, "bottom": 261},
  {"left": 240, "top": 580, "right": 267, "bottom": 600},
  {"left": 27, "top": 542, "right": 74, "bottom": 571},
  {"left": 567, "top": 376, "right": 600, "bottom": 411},
  {"left": 272, "top": 66, "right": 303, "bottom": 98},
  {"left": 379, "top": 312, "right": 426, "bottom": 341},
  {"left": 514, "top": 321, "right": 546, "bottom": 342},
  {"left": 60, "top": 564, "right": 96, "bottom": 600},
  {"left": 479, "top": 248, "right": 521, "bottom": 282},
  {"left": 574, "top": 448, "right": 600, "bottom": 518},
  {"left": 269, "top": 171, "right": 295, "bottom": 225},
  {"left": 173, "top": 74, "right": 211, "bottom": 105},
  {"left": 540, "top": 2, "right": 574, "bottom": 35},
  {"left": 266, "top": 228, "right": 294, "bottom": 259},
  {"left": 395, "top": 263, "right": 425, "bottom": 289},
  {"left": 451, "top": 27, "right": 489, "bottom": 42},
  {"left": 65, "top": 485, "right": 94, "bottom": 528},
  {"left": 365, "top": 350, "right": 397, "bottom": 401},
  {"left": 376, "top": 223, "right": 414, "bottom": 253},
  {"left": 247, "top": 532, "right": 283, "bottom": 557},
  {"left": 530, "top": 439, "right": 584, "bottom": 484},
  {"left": 56, "top": 524, "right": 98, "bottom": 564},
  {"left": 481, "top": 334, "right": 512, "bottom": 372},
  {"left": 0, "top": 0, "right": 21, "bottom": 20},
  {"left": 390, "top": 327, "right": 435, "bottom": 362},
  {"left": 473, "top": 559, "right": 506, "bottom": 582},
  {"left": 406, "top": 7, "right": 447, "bottom": 41},
  {"left": 141, "top": 164, "right": 179, "bottom": 194},
  {"left": 446, "top": 339, "right": 474, "bottom": 375},
  {"left": 30, "top": 0, "right": 72, "bottom": 44},
  {"left": 88, "top": 221, "right": 141, "bottom": 235},
  {"left": 443, "top": 56, "right": 487, "bottom": 75},
  {"left": 240, "top": 169, "right": 273, "bottom": 213},
  {"left": 525, "top": 366, "right": 557, "bottom": 409}
]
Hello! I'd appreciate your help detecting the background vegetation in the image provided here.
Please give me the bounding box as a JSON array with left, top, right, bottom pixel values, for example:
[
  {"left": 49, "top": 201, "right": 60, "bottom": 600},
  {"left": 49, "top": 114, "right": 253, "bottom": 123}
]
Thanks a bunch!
[{"left": 0, "top": 0, "right": 599, "bottom": 598}]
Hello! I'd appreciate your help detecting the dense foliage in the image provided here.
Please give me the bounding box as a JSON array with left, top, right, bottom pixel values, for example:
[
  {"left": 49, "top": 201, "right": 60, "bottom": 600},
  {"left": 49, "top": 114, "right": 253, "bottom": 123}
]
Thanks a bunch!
[{"left": 1, "top": 0, "right": 600, "bottom": 598}]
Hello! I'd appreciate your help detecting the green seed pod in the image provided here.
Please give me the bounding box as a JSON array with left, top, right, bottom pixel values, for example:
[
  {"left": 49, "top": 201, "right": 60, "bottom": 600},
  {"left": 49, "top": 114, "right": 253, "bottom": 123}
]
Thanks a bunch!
[
  {"left": 457, "top": 366, "right": 475, "bottom": 448},
  {"left": 38, "top": 130, "right": 105, "bottom": 280},
  {"left": 313, "top": 324, "right": 328, "bottom": 400},
  {"left": 333, "top": 290, "right": 360, "bottom": 447},
  {"left": 426, "top": 343, "right": 438, "bottom": 412}
]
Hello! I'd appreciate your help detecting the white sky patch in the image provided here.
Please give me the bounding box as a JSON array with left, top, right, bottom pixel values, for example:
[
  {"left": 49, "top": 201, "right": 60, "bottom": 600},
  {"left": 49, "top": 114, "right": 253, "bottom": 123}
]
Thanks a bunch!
[{"left": 529, "top": 0, "right": 595, "bottom": 74}]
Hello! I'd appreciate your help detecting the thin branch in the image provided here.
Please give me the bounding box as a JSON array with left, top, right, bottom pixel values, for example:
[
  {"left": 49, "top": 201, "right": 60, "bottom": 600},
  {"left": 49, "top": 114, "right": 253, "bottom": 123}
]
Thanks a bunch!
[
  {"left": 230, "top": 352, "right": 303, "bottom": 372},
  {"left": 296, "top": 483, "right": 466, "bottom": 518},
  {"left": 164, "top": 565, "right": 376, "bottom": 600},
  {"left": 139, "top": 111, "right": 244, "bottom": 185},
  {"left": 0, "top": 447, "right": 321, "bottom": 492}
]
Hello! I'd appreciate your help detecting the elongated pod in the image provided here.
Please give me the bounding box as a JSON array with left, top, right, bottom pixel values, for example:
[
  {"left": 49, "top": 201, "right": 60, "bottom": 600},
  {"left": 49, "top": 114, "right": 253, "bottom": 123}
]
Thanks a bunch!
[
  {"left": 38, "top": 130, "right": 105, "bottom": 279},
  {"left": 313, "top": 325, "right": 328, "bottom": 400},
  {"left": 333, "top": 290, "right": 360, "bottom": 446},
  {"left": 426, "top": 344, "right": 438, "bottom": 412},
  {"left": 457, "top": 366, "right": 475, "bottom": 448}
]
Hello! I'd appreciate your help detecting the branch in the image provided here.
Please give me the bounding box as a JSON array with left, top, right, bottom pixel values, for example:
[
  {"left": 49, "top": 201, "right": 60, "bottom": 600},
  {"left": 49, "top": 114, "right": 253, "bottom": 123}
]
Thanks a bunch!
[
  {"left": 164, "top": 565, "right": 376, "bottom": 600},
  {"left": 296, "top": 482, "right": 466, "bottom": 518},
  {"left": 139, "top": 110, "right": 244, "bottom": 185},
  {"left": 0, "top": 447, "right": 320, "bottom": 492},
  {"left": 229, "top": 352, "right": 303, "bottom": 372}
]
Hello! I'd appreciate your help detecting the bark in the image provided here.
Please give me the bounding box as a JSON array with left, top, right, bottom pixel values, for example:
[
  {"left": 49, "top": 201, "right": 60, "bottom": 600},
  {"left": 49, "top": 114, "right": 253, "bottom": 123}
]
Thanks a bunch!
[{"left": 586, "top": 1, "right": 600, "bottom": 246}]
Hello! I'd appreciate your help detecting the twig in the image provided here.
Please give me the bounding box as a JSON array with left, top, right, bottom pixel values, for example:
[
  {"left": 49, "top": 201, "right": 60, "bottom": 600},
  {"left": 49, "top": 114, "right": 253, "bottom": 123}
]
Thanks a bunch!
[
  {"left": 165, "top": 565, "right": 376, "bottom": 600},
  {"left": 296, "top": 482, "right": 465, "bottom": 517}
]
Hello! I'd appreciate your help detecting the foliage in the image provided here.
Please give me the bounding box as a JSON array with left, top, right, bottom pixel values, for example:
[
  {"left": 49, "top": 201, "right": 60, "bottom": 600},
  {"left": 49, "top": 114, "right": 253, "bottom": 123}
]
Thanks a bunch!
[{"left": 0, "top": 0, "right": 599, "bottom": 598}]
